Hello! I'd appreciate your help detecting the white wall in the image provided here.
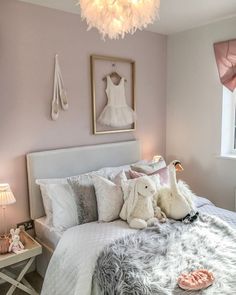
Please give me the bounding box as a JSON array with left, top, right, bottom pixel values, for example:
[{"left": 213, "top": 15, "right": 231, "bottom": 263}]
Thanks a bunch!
[{"left": 166, "top": 17, "right": 236, "bottom": 211}]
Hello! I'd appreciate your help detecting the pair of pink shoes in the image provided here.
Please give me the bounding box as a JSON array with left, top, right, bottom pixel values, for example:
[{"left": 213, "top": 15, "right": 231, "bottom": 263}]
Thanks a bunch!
[{"left": 178, "top": 269, "right": 214, "bottom": 291}]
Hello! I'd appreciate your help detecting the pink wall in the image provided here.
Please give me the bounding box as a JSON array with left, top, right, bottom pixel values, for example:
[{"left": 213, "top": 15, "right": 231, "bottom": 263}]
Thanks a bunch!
[{"left": 0, "top": 0, "right": 167, "bottom": 231}]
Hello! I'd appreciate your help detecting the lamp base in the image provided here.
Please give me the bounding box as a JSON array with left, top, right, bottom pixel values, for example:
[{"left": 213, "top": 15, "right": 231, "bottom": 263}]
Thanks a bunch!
[{"left": 0, "top": 234, "right": 10, "bottom": 254}]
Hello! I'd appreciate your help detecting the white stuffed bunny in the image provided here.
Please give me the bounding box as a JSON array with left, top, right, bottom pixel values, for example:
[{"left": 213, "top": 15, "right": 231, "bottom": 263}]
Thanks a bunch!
[
  {"left": 9, "top": 228, "right": 24, "bottom": 254},
  {"left": 120, "top": 176, "right": 160, "bottom": 229}
]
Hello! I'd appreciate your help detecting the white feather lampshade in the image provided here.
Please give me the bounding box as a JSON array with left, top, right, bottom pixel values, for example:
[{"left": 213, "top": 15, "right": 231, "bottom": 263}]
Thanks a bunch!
[
  {"left": 0, "top": 184, "right": 16, "bottom": 206},
  {"left": 78, "top": 0, "right": 160, "bottom": 39}
]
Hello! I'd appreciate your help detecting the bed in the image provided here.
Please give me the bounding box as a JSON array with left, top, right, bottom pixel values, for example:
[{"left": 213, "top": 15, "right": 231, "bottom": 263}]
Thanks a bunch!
[
  {"left": 34, "top": 217, "right": 61, "bottom": 250},
  {"left": 26, "top": 140, "right": 236, "bottom": 294},
  {"left": 27, "top": 140, "right": 141, "bottom": 277}
]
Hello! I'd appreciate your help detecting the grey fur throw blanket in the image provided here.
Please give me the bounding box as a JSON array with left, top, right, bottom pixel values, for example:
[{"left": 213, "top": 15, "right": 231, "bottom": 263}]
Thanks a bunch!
[{"left": 93, "top": 214, "right": 236, "bottom": 295}]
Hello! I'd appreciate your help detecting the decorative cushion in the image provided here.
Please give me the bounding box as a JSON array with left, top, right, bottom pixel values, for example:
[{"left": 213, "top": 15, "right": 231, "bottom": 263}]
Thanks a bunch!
[
  {"left": 130, "top": 166, "right": 169, "bottom": 186},
  {"left": 98, "top": 165, "right": 130, "bottom": 179},
  {"left": 111, "top": 170, "right": 127, "bottom": 186},
  {"left": 149, "top": 166, "right": 169, "bottom": 185},
  {"left": 93, "top": 173, "right": 125, "bottom": 222},
  {"left": 47, "top": 184, "right": 78, "bottom": 233},
  {"left": 129, "top": 170, "right": 146, "bottom": 179},
  {"left": 67, "top": 170, "right": 107, "bottom": 224},
  {"left": 36, "top": 178, "right": 67, "bottom": 225},
  {"left": 131, "top": 158, "right": 166, "bottom": 174}
]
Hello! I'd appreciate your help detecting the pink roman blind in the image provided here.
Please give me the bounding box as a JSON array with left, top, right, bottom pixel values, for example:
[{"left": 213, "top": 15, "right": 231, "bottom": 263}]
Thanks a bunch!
[{"left": 214, "top": 39, "right": 236, "bottom": 92}]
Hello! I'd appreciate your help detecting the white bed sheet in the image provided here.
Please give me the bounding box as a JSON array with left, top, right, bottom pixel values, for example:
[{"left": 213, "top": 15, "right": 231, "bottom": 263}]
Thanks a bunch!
[
  {"left": 41, "top": 220, "right": 136, "bottom": 295},
  {"left": 199, "top": 204, "right": 236, "bottom": 229},
  {"left": 34, "top": 217, "right": 62, "bottom": 250}
]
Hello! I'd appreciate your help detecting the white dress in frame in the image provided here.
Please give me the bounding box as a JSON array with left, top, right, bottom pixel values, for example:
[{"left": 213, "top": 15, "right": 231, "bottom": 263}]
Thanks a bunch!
[{"left": 98, "top": 76, "right": 136, "bottom": 128}]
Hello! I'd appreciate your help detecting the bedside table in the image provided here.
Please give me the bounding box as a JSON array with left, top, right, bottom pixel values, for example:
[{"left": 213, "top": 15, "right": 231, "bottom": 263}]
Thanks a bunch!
[{"left": 0, "top": 231, "right": 42, "bottom": 295}]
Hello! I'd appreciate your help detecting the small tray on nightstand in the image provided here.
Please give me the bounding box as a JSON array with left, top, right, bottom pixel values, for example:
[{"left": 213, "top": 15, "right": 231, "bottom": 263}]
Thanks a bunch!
[{"left": 0, "top": 231, "right": 42, "bottom": 295}]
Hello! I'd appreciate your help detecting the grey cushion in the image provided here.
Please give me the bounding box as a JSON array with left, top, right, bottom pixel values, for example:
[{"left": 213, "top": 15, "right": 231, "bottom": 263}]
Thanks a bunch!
[{"left": 67, "top": 170, "right": 107, "bottom": 224}]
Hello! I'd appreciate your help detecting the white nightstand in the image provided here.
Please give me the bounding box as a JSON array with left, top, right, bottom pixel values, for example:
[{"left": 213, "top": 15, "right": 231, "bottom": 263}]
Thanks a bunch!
[{"left": 0, "top": 231, "right": 42, "bottom": 295}]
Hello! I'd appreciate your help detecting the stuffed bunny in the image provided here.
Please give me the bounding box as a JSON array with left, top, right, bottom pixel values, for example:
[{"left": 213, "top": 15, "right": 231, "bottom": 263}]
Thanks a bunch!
[
  {"left": 120, "top": 176, "right": 161, "bottom": 229},
  {"left": 9, "top": 228, "right": 24, "bottom": 254}
]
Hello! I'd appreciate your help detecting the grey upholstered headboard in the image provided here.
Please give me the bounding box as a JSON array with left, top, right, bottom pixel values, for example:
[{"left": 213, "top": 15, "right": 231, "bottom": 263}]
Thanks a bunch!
[{"left": 27, "top": 140, "right": 141, "bottom": 220}]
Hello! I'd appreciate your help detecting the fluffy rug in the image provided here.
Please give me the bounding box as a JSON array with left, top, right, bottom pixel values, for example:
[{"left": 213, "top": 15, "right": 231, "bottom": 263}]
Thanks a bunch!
[{"left": 93, "top": 214, "right": 236, "bottom": 294}]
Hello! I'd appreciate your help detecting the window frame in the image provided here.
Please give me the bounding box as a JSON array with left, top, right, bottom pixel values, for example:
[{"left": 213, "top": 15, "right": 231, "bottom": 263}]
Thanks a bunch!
[
  {"left": 231, "top": 92, "right": 236, "bottom": 154},
  {"left": 221, "top": 87, "right": 236, "bottom": 156}
]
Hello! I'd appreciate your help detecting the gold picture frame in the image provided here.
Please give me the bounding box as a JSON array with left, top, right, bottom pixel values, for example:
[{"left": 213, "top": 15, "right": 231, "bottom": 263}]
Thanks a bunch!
[{"left": 90, "top": 54, "right": 136, "bottom": 135}]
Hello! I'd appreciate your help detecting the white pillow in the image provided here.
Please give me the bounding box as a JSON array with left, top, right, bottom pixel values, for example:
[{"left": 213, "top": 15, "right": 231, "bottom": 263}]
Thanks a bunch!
[
  {"left": 98, "top": 165, "right": 130, "bottom": 178},
  {"left": 40, "top": 183, "right": 78, "bottom": 232},
  {"left": 111, "top": 170, "right": 127, "bottom": 186},
  {"left": 36, "top": 178, "right": 67, "bottom": 225},
  {"left": 93, "top": 174, "right": 124, "bottom": 222},
  {"left": 131, "top": 158, "right": 166, "bottom": 174},
  {"left": 47, "top": 184, "right": 78, "bottom": 233}
]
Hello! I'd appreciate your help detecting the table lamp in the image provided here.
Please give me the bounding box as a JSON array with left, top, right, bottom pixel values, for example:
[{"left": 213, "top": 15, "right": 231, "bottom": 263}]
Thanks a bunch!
[{"left": 0, "top": 183, "right": 16, "bottom": 235}]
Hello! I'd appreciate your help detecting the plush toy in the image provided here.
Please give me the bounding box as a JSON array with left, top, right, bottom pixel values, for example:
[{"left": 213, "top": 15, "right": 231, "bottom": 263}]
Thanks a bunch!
[
  {"left": 153, "top": 204, "right": 167, "bottom": 223},
  {"left": 156, "top": 160, "right": 197, "bottom": 222},
  {"left": 120, "top": 176, "right": 163, "bottom": 229},
  {"left": 9, "top": 228, "right": 24, "bottom": 254}
]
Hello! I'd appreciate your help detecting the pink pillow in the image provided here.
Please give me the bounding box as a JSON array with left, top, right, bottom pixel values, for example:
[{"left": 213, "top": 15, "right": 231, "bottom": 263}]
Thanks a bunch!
[
  {"left": 129, "top": 167, "right": 169, "bottom": 185},
  {"left": 129, "top": 170, "right": 146, "bottom": 179},
  {"left": 149, "top": 166, "right": 169, "bottom": 185}
]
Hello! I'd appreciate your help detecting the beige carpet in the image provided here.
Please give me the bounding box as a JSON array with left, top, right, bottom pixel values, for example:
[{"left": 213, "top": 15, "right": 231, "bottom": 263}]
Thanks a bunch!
[{"left": 0, "top": 271, "right": 43, "bottom": 294}]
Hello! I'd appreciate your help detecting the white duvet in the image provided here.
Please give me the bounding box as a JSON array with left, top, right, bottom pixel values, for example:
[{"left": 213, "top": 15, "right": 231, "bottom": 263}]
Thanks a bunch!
[
  {"left": 41, "top": 220, "right": 136, "bottom": 295},
  {"left": 41, "top": 197, "right": 236, "bottom": 295}
]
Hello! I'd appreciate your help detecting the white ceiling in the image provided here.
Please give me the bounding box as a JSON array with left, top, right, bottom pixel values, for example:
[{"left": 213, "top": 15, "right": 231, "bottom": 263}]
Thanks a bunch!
[{"left": 19, "top": 0, "right": 236, "bottom": 35}]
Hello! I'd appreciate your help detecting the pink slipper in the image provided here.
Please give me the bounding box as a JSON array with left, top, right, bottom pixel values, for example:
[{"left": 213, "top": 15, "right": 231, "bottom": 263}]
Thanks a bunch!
[{"left": 178, "top": 269, "right": 214, "bottom": 291}]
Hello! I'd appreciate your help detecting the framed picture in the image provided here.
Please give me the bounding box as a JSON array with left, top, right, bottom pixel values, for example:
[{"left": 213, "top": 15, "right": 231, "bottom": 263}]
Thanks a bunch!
[{"left": 90, "top": 54, "right": 136, "bottom": 134}]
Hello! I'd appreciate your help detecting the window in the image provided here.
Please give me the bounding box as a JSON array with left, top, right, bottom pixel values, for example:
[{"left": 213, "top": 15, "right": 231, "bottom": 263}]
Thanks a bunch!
[
  {"left": 234, "top": 104, "right": 236, "bottom": 151},
  {"left": 221, "top": 87, "right": 236, "bottom": 156}
]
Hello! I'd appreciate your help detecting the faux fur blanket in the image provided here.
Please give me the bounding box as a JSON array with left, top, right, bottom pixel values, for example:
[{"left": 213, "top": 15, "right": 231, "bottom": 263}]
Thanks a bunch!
[{"left": 93, "top": 214, "right": 236, "bottom": 295}]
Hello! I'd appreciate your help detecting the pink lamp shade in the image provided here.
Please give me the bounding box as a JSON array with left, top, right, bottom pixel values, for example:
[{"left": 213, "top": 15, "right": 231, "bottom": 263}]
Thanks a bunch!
[{"left": 0, "top": 184, "right": 16, "bottom": 206}]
